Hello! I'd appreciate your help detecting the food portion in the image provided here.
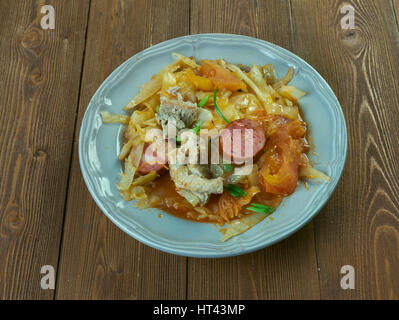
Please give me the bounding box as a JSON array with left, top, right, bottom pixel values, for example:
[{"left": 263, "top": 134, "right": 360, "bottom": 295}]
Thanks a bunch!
[
  {"left": 220, "top": 118, "right": 266, "bottom": 164},
  {"left": 101, "top": 53, "right": 330, "bottom": 241}
]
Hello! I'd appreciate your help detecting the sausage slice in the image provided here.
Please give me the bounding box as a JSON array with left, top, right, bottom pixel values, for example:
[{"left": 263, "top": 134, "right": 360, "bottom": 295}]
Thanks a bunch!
[
  {"left": 138, "top": 143, "right": 167, "bottom": 174},
  {"left": 220, "top": 119, "right": 266, "bottom": 164}
]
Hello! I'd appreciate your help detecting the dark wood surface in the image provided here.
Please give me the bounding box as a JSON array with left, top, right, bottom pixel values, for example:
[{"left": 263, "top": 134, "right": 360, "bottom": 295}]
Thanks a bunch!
[{"left": 0, "top": 0, "right": 398, "bottom": 299}]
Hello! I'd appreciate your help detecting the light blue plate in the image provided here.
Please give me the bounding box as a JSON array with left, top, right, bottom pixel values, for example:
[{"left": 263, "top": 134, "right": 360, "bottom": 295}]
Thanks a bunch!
[{"left": 79, "top": 34, "right": 347, "bottom": 258}]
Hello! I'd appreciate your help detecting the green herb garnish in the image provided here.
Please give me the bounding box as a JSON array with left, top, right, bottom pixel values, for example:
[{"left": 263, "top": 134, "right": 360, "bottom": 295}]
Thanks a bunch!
[
  {"left": 225, "top": 184, "right": 247, "bottom": 198},
  {"left": 192, "top": 120, "right": 202, "bottom": 135},
  {"left": 197, "top": 95, "right": 209, "bottom": 108},
  {"left": 176, "top": 121, "right": 202, "bottom": 145},
  {"left": 223, "top": 164, "right": 234, "bottom": 173},
  {"left": 246, "top": 203, "right": 274, "bottom": 214},
  {"left": 213, "top": 89, "right": 230, "bottom": 124},
  {"left": 156, "top": 105, "right": 160, "bottom": 113}
]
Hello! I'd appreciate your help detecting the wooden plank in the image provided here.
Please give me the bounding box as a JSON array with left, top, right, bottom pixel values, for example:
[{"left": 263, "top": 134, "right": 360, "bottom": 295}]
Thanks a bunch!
[
  {"left": 188, "top": 0, "right": 320, "bottom": 300},
  {"left": 55, "top": 0, "right": 189, "bottom": 299},
  {"left": 188, "top": 224, "right": 320, "bottom": 299},
  {"left": 291, "top": 0, "right": 399, "bottom": 299},
  {"left": 393, "top": 0, "right": 399, "bottom": 27},
  {"left": 0, "top": 0, "right": 90, "bottom": 299}
]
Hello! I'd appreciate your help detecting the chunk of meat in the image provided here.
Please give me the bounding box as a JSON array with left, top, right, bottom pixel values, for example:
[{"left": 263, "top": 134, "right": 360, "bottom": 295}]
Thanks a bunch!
[
  {"left": 209, "top": 163, "right": 246, "bottom": 186},
  {"left": 138, "top": 143, "right": 167, "bottom": 174},
  {"left": 200, "top": 60, "right": 246, "bottom": 92},
  {"left": 156, "top": 95, "right": 199, "bottom": 137},
  {"left": 259, "top": 120, "right": 306, "bottom": 196},
  {"left": 220, "top": 118, "right": 266, "bottom": 164},
  {"left": 170, "top": 164, "right": 223, "bottom": 206}
]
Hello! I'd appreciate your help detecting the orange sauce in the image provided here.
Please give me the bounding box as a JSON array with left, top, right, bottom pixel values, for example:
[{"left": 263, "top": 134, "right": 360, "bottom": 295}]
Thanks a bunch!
[
  {"left": 146, "top": 173, "right": 218, "bottom": 223},
  {"left": 146, "top": 170, "right": 282, "bottom": 224}
]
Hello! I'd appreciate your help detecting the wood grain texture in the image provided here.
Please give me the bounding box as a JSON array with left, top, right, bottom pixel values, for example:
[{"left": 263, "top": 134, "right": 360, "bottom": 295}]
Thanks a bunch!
[
  {"left": 2, "top": 0, "right": 399, "bottom": 300},
  {"left": 55, "top": 0, "right": 189, "bottom": 299},
  {"left": 393, "top": 0, "right": 399, "bottom": 28},
  {"left": 188, "top": 0, "right": 320, "bottom": 300},
  {"left": 0, "top": 0, "right": 90, "bottom": 299},
  {"left": 290, "top": 0, "right": 399, "bottom": 299}
]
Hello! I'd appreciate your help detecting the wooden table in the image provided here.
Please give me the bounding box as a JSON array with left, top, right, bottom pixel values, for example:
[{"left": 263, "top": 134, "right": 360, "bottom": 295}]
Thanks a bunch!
[{"left": 1, "top": 0, "right": 399, "bottom": 300}]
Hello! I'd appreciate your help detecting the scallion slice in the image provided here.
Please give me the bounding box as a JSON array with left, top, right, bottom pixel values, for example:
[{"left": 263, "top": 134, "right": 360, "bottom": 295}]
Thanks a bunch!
[
  {"left": 225, "top": 184, "right": 247, "bottom": 198},
  {"left": 223, "top": 164, "right": 234, "bottom": 173},
  {"left": 197, "top": 95, "right": 209, "bottom": 108},
  {"left": 246, "top": 203, "right": 274, "bottom": 214},
  {"left": 192, "top": 120, "right": 202, "bottom": 135},
  {"left": 176, "top": 120, "right": 202, "bottom": 145},
  {"left": 213, "top": 89, "right": 230, "bottom": 124}
]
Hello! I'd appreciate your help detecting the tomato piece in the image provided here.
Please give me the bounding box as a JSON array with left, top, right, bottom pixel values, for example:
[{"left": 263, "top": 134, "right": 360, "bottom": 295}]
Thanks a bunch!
[
  {"left": 200, "top": 60, "right": 246, "bottom": 92},
  {"left": 259, "top": 140, "right": 299, "bottom": 195},
  {"left": 185, "top": 68, "right": 214, "bottom": 91},
  {"left": 259, "top": 120, "right": 306, "bottom": 196}
]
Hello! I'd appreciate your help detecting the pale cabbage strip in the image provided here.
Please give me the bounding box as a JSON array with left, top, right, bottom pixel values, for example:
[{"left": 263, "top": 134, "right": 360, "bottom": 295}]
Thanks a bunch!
[
  {"left": 172, "top": 52, "right": 200, "bottom": 70},
  {"left": 123, "top": 60, "right": 180, "bottom": 110},
  {"left": 273, "top": 66, "right": 294, "bottom": 90},
  {"left": 116, "top": 155, "right": 137, "bottom": 191},
  {"left": 100, "top": 111, "right": 130, "bottom": 124},
  {"left": 118, "top": 134, "right": 139, "bottom": 160},
  {"left": 161, "top": 72, "right": 177, "bottom": 92},
  {"left": 299, "top": 166, "right": 330, "bottom": 182},
  {"left": 117, "top": 142, "right": 144, "bottom": 191},
  {"left": 130, "top": 141, "right": 145, "bottom": 168},
  {"left": 248, "top": 65, "right": 300, "bottom": 119},
  {"left": 262, "top": 64, "right": 277, "bottom": 84},
  {"left": 226, "top": 62, "right": 306, "bottom": 120},
  {"left": 278, "top": 85, "right": 306, "bottom": 102},
  {"left": 225, "top": 62, "right": 272, "bottom": 107},
  {"left": 248, "top": 64, "right": 276, "bottom": 96},
  {"left": 198, "top": 108, "right": 213, "bottom": 127},
  {"left": 123, "top": 53, "right": 199, "bottom": 111},
  {"left": 123, "top": 77, "right": 162, "bottom": 111},
  {"left": 266, "top": 103, "right": 299, "bottom": 120},
  {"left": 130, "top": 186, "right": 147, "bottom": 199},
  {"left": 222, "top": 213, "right": 267, "bottom": 242},
  {"left": 132, "top": 170, "right": 159, "bottom": 186}
]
